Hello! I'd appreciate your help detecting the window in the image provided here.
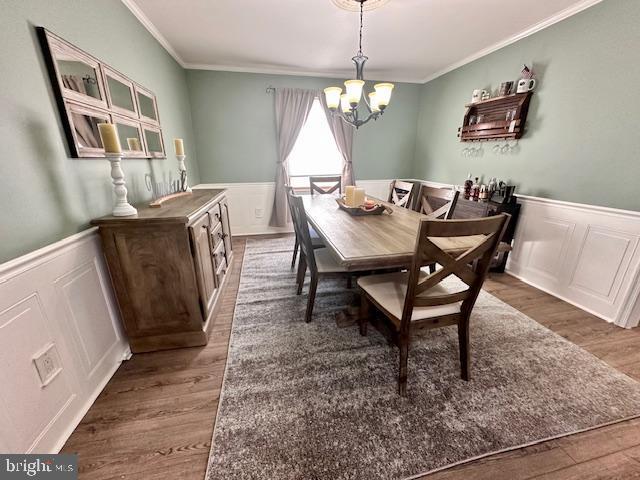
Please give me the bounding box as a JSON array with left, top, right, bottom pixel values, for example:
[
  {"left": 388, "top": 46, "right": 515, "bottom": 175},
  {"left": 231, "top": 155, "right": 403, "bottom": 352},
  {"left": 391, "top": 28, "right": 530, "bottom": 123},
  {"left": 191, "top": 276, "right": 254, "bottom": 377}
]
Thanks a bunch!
[{"left": 287, "top": 98, "right": 343, "bottom": 189}]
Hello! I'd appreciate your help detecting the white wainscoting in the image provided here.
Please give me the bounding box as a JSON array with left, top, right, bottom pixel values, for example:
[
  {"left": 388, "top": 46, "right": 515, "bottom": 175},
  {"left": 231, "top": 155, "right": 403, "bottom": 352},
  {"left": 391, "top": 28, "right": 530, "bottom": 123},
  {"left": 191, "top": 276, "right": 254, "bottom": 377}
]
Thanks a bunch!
[
  {"left": 0, "top": 229, "right": 129, "bottom": 453},
  {"left": 506, "top": 196, "right": 640, "bottom": 328},
  {"left": 195, "top": 180, "right": 640, "bottom": 328},
  {"left": 417, "top": 179, "right": 640, "bottom": 328},
  {"left": 194, "top": 180, "right": 392, "bottom": 236}
]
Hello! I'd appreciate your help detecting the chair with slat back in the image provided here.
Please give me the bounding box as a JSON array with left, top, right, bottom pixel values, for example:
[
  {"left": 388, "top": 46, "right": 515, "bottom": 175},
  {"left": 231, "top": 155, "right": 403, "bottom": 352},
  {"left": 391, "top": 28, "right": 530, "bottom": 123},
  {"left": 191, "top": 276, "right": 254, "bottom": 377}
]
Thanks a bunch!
[
  {"left": 416, "top": 185, "right": 460, "bottom": 219},
  {"left": 309, "top": 175, "right": 342, "bottom": 196},
  {"left": 357, "top": 214, "right": 510, "bottom": 396},
  {"left": 288, "top": 190, "right": 365, "bottom": 322},
  {"left": 388, "top": 180, "right": 416, "bottom": 209},
  {"left": 285, "top": 186, "right": 324, "bottom": 270},
  {"left": 416, "top": 185, "right": 461, "bottom": 273}
]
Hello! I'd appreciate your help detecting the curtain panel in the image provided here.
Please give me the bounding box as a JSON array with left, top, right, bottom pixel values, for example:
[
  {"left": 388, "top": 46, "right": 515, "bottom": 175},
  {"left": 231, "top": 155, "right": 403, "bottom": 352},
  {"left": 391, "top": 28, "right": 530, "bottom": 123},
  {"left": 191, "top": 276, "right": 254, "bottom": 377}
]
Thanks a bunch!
[
  {"left": 319, "top": 93, "right": 356, "bottom": 188},
  {"left": 269, "top": 88, "right": 316, "bottom": 228}
]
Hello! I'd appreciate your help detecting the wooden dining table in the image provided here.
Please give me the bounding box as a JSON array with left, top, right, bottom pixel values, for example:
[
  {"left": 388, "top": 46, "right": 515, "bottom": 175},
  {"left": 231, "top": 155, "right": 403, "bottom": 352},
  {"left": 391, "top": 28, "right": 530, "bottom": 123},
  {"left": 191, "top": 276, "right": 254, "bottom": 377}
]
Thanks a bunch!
[{"left": 302, "top": 194, "right": 484, "bottom": 271}]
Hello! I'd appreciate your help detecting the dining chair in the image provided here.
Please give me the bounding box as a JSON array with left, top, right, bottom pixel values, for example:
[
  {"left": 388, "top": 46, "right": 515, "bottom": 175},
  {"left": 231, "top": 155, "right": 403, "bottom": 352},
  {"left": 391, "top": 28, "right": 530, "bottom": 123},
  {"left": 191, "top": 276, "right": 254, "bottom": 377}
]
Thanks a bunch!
[
  {"left": 285, "top": 186, "right": 324, "bottom": 269},
  {"left": 416, "top": 185, "right": 460, "bottom": 219},
  {"left": 357, "top": 214, "right": 510, "bottom": 396},
  {"left": 416, "top": 185, "right": 461, "bottom": 273},
  {"left": 288, "top": 191, "right": 362, "bottom": 322},
  {"left": 388, "top": 180, "right": 416, "bottom": 209},
  {"left": 309, "top": 175, "right": 342, "bottom": 196}
]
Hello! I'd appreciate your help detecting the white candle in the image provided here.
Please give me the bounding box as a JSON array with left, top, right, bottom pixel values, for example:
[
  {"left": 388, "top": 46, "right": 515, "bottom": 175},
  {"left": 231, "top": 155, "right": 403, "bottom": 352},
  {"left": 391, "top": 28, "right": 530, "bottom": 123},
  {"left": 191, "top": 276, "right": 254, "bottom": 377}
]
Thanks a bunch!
[
  {"left": 174, "top": 138, "right": 185, "bottom": 156},
  {"left": 126, "top": 137, "right": 141, "bottom": 151},
  {"left": 98, "top": 123, "right": 121, "bottom": 154},
  {"left": 345, "top": 186, "right": 355, "bottom": 206},
  {"left": 353, "top": 187, "right": 366, "bottom": 207}
]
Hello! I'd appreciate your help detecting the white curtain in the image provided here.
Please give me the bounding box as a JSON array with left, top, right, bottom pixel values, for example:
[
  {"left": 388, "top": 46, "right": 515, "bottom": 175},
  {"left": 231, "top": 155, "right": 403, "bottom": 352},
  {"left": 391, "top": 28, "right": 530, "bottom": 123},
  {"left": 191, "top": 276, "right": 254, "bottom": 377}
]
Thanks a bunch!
[
  {"left": 269, "top": 88, "right": 316, "bottom": 227},
  {"left": 319, "top": 92, "right": 355, "bottom": 188}
]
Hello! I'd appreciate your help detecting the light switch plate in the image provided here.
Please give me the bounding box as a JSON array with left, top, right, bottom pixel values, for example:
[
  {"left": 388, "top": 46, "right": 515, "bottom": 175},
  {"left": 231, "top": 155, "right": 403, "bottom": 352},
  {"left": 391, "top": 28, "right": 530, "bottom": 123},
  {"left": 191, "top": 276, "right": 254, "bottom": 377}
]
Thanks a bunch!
[
  {"left": 255, "top": 208, "right": 264, "bottom": 218},
  {"left": 33, "top": 343, "right": 62, "bottom": 387}
]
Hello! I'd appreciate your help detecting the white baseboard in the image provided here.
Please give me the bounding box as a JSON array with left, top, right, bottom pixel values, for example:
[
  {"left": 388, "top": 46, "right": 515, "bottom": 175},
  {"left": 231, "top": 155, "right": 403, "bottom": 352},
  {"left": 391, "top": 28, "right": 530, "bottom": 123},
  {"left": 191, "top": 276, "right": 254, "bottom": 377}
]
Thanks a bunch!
[{"left": 0, "top": 229, "right": 128, "bottom": 453}]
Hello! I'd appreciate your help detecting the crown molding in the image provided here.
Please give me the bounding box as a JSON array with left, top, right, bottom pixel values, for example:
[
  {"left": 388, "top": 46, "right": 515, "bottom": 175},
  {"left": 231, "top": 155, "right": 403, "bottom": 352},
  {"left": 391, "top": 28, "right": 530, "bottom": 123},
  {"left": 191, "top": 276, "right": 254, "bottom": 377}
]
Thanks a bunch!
[
  {"left": 183, "top": 62, "right": 423, "bottom": 83},
  {"left": 420, "top": 0, "right": 604, "bottom": 83},
  {"left": 122, "top": 0, "right": 602, "bottom": 85},
  {"left": 121, "top": 0, "right": 186, "bottom": 67}
]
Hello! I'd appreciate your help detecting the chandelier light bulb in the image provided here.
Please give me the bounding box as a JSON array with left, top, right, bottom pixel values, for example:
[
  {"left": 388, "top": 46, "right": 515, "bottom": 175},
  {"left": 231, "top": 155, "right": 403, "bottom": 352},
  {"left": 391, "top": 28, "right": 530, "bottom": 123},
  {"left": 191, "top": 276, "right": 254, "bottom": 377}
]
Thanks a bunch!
[
  {"left": 324, "top": 87, "right": 342, "bottom": 111},
  {"left": 374, "top": 83, "right": 394, "bottom": 109},
  {"left": 344, "top": 79, "right": 365, "bottom": 107},
  {"left": 340, "top": 94, "right": 352, "bottom": 113},
  {"left": 368, "top": 91, "right": 380, "bottom": 112}
]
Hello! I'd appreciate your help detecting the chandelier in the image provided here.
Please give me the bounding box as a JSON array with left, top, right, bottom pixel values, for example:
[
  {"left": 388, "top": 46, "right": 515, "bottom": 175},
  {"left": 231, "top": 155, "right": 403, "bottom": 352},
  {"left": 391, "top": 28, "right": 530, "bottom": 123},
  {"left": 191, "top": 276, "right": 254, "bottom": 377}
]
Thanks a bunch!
[{"left": 324, "top": 0, "right": 394, "bottom": 128}]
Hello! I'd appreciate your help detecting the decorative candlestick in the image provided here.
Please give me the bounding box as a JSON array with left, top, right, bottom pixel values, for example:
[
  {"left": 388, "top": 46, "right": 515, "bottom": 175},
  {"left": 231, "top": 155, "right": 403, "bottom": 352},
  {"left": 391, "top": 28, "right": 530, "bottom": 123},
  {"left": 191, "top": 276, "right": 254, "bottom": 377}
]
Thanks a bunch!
[
  {"left": 98, "top": 123, "right": 137, "bottom": 217},
  {"left": 176, "top": 155, "right": 192, "bottom": 192},
  {"left": 106, "top": 152, "right": 138, "bottom": 216}
]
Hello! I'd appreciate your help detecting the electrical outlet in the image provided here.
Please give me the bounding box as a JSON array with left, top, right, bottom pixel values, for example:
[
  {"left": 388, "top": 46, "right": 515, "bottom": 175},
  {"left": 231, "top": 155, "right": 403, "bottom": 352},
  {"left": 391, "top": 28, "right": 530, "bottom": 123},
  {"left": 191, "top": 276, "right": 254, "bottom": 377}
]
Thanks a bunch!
[
  {"left": 254, "top": 208, "right": 264, "bottom": 218},
  {"left": 33, "top": 343, "right": 62, "bottom": 387}
]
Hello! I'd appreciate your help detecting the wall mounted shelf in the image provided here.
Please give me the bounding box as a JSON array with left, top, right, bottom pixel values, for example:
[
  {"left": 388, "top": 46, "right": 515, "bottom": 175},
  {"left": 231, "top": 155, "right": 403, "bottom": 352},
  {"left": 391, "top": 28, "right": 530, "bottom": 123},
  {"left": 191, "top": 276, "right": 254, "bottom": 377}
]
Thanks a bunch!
[{"left": 458, "top": 92, "right": 533, "bottom": 142}]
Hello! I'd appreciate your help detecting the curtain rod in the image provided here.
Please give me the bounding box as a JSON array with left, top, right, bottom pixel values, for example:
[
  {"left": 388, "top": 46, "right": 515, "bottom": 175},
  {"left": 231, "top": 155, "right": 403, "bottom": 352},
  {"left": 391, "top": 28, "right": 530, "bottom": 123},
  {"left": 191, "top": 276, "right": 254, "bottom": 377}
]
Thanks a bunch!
[{"left": 266, "top": 86, "right": 275, "bottom": 93}]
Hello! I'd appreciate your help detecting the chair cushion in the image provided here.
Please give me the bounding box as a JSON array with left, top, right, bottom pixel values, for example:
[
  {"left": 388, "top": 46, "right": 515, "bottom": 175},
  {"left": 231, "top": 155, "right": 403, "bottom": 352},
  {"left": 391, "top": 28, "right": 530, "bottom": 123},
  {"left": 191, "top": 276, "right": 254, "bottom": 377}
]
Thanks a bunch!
[
  {"left": 314, "top": 248, "right": 347, "bottom": 273},
  {"left": 357, "top": 271, "right": 466, "bottom": 322}
]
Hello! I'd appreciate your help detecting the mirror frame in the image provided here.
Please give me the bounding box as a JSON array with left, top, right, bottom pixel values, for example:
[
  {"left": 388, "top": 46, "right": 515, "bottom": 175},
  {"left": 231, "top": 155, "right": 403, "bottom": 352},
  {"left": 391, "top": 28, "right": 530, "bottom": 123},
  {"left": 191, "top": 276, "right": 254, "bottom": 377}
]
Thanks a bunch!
[
  {"left": 103, "top": 65, "right": 138, "bottom": 118},
  {"left": 37, "top": 27, "right": 166, "bottom": 159},
  {"left": 134, "top": 85, "right": 160, "bottom": 126},
  {"left": 141, "top": 124, "right": 166, "bottom": 159},
  {"left": 111, "top": 113, "right": 147, "bottom": 159},
  {"left": 65, "top": 101, "right": 111, "bottom": 158},
  {"left": 43, "top": 33, "right": 108, "bottom": 111}
]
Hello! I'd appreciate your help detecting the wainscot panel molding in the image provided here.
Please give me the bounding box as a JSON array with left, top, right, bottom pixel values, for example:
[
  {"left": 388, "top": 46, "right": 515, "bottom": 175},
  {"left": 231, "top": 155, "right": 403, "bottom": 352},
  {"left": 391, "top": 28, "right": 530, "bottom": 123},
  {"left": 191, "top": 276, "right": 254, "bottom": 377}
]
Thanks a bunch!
[
  {"left": 419, "top": 180, "right": 640, "bottom": 328},
  {"left": 0, "top": 228, "right": 129, "bottom": 453},
  {"left": 195, "top": 180, "right": 640, "bottom": 328},
  {"left": 507, "top": 196, "right": 640, "bottom": 329},
  {"left": 194, "top": 180, "right": 392, "bottom": 236}
]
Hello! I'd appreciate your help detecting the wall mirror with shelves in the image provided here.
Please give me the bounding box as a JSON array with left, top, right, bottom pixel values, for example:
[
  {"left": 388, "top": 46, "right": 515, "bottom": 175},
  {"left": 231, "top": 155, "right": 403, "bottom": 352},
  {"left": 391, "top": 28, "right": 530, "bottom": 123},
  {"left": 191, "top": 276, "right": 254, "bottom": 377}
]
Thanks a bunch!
[{"left": 37, "top": 27, "right": 165, "bottom": 159}]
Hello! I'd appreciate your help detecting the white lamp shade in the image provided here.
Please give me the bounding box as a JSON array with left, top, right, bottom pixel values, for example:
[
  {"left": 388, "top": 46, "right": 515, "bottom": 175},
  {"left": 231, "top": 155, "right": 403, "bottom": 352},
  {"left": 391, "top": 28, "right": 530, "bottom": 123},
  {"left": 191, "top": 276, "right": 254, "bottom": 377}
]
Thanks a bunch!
[
  {"left": 344, "top": 79, "right": 365, "bottom": 106},
  {"left": 368, "top": 92, "right": 380, "bottom": 112},
  {"left": 324, "top": 87, "right": 342, "bottom": 110},
  {"left": 340, "top": 94, "right": 352, "bottom": 113},
  {"left": 374, "top": 82, "right": 394, "bottom": 108}
]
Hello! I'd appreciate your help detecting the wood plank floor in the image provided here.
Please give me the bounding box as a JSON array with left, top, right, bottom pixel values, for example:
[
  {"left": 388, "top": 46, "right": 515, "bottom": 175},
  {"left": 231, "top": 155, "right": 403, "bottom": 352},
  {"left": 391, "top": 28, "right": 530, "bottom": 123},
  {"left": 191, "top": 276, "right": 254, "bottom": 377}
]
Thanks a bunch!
[{"left": 62, "top": 236, "right": 640, "bottom": 479}]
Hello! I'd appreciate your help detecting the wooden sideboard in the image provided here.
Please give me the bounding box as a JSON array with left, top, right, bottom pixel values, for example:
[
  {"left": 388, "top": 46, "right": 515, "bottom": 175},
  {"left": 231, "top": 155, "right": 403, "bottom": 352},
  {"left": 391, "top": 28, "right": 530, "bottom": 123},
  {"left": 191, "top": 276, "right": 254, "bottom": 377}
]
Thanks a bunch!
[{"left": 92, "top": 189, "right": 232, "bottom": 353}]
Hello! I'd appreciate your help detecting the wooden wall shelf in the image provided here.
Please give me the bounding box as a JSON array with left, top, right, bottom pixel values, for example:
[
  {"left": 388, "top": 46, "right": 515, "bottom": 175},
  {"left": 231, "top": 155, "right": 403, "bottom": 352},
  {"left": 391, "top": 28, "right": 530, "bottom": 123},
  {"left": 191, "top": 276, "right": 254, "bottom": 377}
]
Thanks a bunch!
[{"left": 458, "top": 92, "right": 533, "bottom": 142}]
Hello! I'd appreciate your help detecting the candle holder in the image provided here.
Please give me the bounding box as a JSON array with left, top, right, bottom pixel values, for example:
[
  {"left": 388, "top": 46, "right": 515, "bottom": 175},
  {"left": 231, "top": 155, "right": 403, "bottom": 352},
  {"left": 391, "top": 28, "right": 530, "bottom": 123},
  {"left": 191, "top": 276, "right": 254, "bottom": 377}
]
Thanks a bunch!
[
  {"left": 105, "top": 152, "right": 137, "bottom": 216},
  {"left": 176, "top": 155, "right": 192, "bottom": 192}
]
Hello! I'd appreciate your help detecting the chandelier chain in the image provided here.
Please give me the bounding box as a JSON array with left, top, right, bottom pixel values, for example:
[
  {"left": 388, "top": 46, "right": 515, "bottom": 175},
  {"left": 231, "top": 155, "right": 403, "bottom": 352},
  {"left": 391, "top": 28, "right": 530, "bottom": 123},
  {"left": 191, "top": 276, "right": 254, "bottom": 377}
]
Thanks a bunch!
[{"left": 358, "top": 0, "right": 364, "bottom": 55}]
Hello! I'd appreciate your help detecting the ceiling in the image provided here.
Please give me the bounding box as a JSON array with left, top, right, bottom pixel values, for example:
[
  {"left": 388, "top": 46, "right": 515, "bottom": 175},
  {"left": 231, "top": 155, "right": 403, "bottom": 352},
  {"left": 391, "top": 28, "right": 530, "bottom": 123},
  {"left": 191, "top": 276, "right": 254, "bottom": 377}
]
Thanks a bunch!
[{"left": 124, "top": 0, "right": 601, "bottom": 83}]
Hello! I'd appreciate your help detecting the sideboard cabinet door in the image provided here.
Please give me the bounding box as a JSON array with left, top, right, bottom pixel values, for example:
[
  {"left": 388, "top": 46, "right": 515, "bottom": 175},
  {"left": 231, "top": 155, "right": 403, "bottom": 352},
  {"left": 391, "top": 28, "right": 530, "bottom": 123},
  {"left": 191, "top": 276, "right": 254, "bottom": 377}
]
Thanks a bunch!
[{"left": 190, "top": 213, "right": 218, "bottom": 317}]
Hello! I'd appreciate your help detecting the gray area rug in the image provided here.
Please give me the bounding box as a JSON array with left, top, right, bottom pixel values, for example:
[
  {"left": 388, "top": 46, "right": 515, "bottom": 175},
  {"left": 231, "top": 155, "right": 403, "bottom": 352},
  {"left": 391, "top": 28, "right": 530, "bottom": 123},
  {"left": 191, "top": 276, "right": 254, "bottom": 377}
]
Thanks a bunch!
[{"left": 206, "top": 237, "right": 640, "bottom": 480}]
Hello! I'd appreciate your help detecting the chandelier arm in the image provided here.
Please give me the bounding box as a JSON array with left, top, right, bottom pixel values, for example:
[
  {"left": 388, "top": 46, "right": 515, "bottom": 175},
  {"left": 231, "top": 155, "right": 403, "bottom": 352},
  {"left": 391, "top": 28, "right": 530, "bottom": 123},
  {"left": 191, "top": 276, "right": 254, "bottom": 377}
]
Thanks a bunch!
[
  {"left": 362, "top": 94, "right": 373, "bottom": 114},
  {"left": 354, "top": 111, "right": 380, "bottom": 128}
]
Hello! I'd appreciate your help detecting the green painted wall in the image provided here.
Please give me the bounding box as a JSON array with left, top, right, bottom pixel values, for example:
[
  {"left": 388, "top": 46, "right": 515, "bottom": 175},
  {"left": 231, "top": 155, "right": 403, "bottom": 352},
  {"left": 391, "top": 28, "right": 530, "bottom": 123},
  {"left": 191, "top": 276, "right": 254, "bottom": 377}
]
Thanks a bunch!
[
  {"left": 0, "top": 0, "right": 200, "bottom": 263},
  {"left": 414, "top": 0, "right": 640, "bottom": 211},
  {"left": 186, "top": 70, "right": 421, "bottom": 183}
]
